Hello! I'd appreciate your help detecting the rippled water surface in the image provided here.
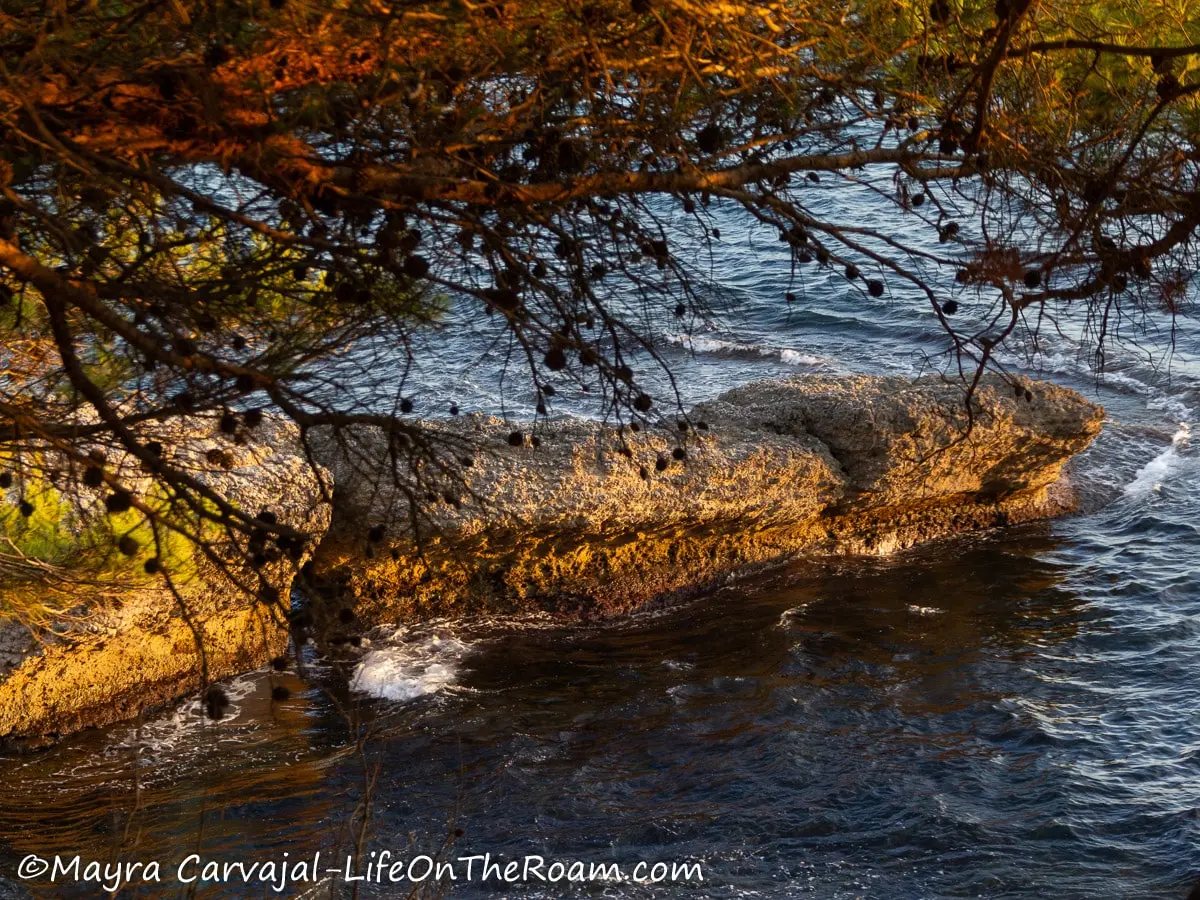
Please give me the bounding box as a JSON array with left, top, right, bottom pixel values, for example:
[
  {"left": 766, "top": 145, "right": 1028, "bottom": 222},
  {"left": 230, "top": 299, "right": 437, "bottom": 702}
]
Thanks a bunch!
[{"left": 2, "top": 188, "right": 1199, "bottom": 898}]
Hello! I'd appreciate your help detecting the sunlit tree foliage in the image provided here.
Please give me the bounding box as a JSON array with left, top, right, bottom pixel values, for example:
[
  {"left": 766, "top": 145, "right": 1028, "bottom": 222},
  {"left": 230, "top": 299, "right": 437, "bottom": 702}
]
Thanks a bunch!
[{"left": 1, "top": 0, "right": 1198, "bottom": 612}]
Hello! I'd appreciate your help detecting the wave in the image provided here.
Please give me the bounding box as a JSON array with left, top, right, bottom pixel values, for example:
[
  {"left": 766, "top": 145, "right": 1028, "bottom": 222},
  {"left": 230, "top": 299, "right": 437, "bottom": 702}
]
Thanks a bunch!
[
  {"left": 350, "top": 627, "right": 473, "bottom": 702},
  {"left": 80, "top": 673, "right": 267, "bottom": 772},
  {"left": 1125, "top": 423, "right": 1191, "bottom": 499},
  {"left": 993, "top": 341, "right": 1197, "bottom": 424},
  {"left": 665, "top": 332, "right": 832, "bottom": 369}
]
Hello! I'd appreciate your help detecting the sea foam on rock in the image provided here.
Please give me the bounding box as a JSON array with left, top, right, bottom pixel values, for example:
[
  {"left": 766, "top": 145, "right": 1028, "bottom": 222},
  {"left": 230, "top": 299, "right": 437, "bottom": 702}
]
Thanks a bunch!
[{"left": 308, "top": 374, "right": 1103, "bottom": 626}]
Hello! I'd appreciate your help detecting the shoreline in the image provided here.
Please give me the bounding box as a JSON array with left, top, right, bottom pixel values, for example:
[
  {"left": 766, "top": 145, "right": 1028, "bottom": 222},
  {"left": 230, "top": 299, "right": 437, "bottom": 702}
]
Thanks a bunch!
[{"left": 0, "top": 373, "right": 1104, "bottom": 750}]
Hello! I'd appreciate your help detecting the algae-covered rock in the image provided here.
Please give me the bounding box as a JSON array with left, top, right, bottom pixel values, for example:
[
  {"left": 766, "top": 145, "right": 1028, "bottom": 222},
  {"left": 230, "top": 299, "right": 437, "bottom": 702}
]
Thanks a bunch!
[{"left": 308, "top": 374, "right": 1103, "bottom": 624}]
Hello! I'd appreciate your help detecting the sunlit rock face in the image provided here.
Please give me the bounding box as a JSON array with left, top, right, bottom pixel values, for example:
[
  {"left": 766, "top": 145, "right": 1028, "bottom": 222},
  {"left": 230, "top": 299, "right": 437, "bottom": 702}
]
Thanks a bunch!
[
  {"left": 0, "top": 415, "right": 330, "bottom": 750},
  {"left": 310, "top": 375, "right": 1104, "bottom": 626},
  {"left": 0, "top": 375, "right": 1102, "bottom": 747}
]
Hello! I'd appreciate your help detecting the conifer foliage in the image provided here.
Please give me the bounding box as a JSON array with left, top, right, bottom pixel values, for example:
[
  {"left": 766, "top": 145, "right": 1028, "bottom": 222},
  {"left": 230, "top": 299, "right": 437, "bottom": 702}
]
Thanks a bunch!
[{"left": 0, "top": 0, "right": 1197, "bottom": 602}]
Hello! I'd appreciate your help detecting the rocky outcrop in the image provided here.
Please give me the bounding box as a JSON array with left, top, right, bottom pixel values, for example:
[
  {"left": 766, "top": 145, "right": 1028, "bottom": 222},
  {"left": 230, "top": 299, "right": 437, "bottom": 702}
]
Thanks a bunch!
[
  {"left": 308, "top": 375, "right": 1103, "bottom": 626},
  {"left": 0, "top": 374, "right": 1103, "bottom": 747},
  {"left": 0, "top": 416, "right": 330, "bottom": 750}
]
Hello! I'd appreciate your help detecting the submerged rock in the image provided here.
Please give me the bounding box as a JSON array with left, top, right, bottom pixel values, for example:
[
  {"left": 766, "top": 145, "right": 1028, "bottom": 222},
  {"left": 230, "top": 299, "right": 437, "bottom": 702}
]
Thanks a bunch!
[
  {"left": 0, "top": 415, "right": 330, "bottom": 750},
  {"left": 308, "top": 374, "right": 1103, "bottom": 625}
]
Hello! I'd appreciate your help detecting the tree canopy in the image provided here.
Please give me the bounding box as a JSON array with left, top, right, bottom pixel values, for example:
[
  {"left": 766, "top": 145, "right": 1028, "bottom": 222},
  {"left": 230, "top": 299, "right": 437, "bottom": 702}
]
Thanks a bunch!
[{"left": 1, "top": 0, "right": 1198, "bottom": 615}]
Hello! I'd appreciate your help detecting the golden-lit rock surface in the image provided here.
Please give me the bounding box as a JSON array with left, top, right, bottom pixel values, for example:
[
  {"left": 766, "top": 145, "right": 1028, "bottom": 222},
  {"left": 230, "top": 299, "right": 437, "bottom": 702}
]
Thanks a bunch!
[
  {"left": 0, "top": 375, "right": 1102, "bottom": 746},
  {"left": 309, "top": 375, "right": 1104, "bottom": 626},
  {"left": 0, "top": 415, "right": 330, "bottom": 749}
]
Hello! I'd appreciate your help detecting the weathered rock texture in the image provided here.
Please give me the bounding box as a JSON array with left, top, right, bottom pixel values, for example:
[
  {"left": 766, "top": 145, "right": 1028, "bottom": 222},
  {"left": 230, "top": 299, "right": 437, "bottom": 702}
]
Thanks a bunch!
[
  {"left": 309, "top": 374, "right": 1103, "bottom": 627},
  {"left": 0, "top": 416, "right": 330, "bottom": 750},
  {"left": 0, "top": 374, "right": 1103, "bottom": 746}
]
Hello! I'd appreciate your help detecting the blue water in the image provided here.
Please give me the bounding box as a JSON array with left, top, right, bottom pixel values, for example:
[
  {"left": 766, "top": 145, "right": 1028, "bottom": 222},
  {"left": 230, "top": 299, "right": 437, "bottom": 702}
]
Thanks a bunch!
[{"left": 1, "top": 184, "right": 1199, "bottom": 899}]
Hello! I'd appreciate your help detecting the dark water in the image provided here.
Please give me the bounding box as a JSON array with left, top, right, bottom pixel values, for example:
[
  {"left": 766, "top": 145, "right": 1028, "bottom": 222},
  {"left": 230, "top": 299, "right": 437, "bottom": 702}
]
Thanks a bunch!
[{"left": 2, "top": 183, "right": 1199, "bottom": 898}]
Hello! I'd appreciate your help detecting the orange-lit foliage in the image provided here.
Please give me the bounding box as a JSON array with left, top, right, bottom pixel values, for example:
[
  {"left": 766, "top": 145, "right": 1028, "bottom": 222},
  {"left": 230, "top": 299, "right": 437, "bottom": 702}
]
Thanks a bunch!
[{"left": 0, "top": 0, "right": 1198, "bottom": 603}]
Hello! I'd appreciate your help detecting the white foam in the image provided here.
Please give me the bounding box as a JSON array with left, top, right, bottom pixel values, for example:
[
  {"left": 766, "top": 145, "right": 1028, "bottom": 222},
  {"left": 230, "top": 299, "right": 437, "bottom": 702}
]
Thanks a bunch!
[
  {"left": 94, "top": 673, "right": 262, "bottom": 769},
  {"left": 666, "top": 332, "right": 829, "bottom": 368},
  {"left": 907, "top": 604, "right": 943, "bottom": 617},
  {"left": 662, "top": 658, "right": 695, "bottom": 671},
  {"left": 1147, "top": 393, "right": 1195, "bottom": 424},
  {"left": 780, "top": 349, "right": 827, "bottom": 367},
  {"left": 1124, "top": 423, "right": 1191, "bottom": 498},
  {"left": 350, "top": 629, "right": 471, "bottom": 702},
  {"left": 777, "top": 605, "right": 809, "bottom": 627},
  {"left": 668, "top": 333, "right": 744, "bottom": 354}
]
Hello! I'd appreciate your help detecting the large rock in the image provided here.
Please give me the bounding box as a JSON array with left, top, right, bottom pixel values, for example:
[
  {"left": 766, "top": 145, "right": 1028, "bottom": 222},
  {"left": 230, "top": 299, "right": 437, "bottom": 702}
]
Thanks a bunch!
[
  {"left": 0, "top": 374, "right": 1104, "bottom": 746},
  {"left": 0, "top": 415, "right": 330, "bottom": 750},
  {"left": 308, "top": 374, "right": 1103, "bottom": 626}
]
